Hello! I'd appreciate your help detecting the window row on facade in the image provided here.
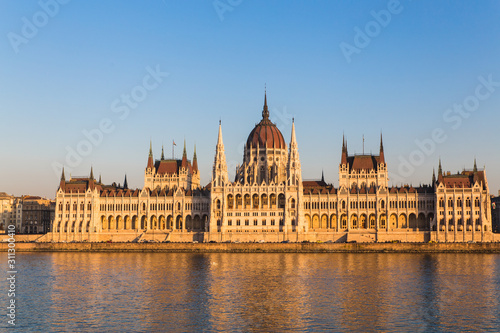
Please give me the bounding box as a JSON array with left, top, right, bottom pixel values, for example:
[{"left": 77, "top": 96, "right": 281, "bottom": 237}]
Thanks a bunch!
[{"left": 305, "top": 212, "right": 435, "bottom": 230}]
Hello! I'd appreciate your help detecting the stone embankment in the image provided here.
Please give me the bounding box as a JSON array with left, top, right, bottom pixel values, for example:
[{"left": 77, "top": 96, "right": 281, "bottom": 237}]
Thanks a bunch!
[{"left": 2, "top": 242, "right": 500, "bottom": 253}]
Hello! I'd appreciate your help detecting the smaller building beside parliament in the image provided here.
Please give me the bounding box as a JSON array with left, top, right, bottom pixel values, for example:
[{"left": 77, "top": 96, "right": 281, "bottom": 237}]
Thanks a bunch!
[{"left": 51, "top": 93, "right": 493, "bottom": 243}]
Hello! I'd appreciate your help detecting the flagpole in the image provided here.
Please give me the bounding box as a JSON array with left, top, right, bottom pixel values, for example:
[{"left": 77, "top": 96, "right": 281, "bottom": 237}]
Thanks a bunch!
[{"left": 172, "top": 141, "right": 174, "bottom": 159}]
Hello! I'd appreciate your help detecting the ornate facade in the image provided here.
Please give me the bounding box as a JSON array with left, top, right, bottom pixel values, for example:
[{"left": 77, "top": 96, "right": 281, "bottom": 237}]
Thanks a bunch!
[
  {"left": 51, "top": 93, "right": 492, "bottom": 242},
  {"left": 210, "top": 94, "right": 303, "bottom": 241}
]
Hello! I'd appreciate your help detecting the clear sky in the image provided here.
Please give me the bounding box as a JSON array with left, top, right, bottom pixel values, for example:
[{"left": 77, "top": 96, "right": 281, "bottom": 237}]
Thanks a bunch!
[{"left": 1, "top": 0, "right": 500, "bottom": 199}]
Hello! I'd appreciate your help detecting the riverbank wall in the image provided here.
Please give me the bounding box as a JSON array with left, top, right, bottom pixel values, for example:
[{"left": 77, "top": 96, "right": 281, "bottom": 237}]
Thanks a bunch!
[
  {"left": 3, "top": 241, "right": 500, "bottom": 253},
  {"left": 9, "top": 230, "right": 500, "bottom": 244}
]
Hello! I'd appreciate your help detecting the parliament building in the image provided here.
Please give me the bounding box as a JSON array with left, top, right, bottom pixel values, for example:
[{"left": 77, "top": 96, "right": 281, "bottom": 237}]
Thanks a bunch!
[{"left": 51, "top": 93, "right": 493, "bottom": 243}]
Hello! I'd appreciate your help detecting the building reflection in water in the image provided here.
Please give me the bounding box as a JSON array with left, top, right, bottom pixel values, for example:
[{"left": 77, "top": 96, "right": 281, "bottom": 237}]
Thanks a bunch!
[
  {"left": 6, "top": 252, "right": 500, "bottom": 331},
  {"left": 205, "top": 253, "right": 310, "bottom": 331}
]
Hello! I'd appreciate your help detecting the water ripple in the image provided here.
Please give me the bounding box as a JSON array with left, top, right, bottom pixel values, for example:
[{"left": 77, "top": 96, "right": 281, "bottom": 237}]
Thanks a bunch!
[{"left": 1, "top": 253, "right": 499, "bottom": 332}]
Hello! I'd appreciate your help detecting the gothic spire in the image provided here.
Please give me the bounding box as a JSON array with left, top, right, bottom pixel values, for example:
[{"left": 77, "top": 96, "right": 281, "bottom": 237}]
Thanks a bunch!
[
  {"left": 59, "top": 167, "right": 66, "bottom": 191},
  {"left": 90, "top": 166, "right": 94, "bottom": 180},
  {"left": 290, "top": 118, "right": 297, "bottom": 145},
  {"left": 217, "top": 120, "right": 224, "bottom": 146},
  {"left": 99, "top": 174, "right": 102, "bottom": 183},
  {"left": 432, "top": 168, "right": 436, "bottom": 185},
  {"left": 473, "top": 157, "right": 478, "bottom": 173},
  {"left": 438, "top": 158, "right": 442, "bottom": 176},
  {"left": 379, "top": 132, "right": 385, "bottom": 164},
  {"left": 287, "top": 119, "right": 301, "bottom": 187},
  {"left": 262, "top": 89, "right": 269, "bottom": 120},
  {"left": 181, "top": 139, "right": 188, "bottom": 169},
  {"left": 147, "top": 141, "right": 154, "bottom": 170},
  {"left": 124, "top": 174, "right": 128, "bottom": 189},
  {"left": 213, "top": 121, "right": 228, "bottom": 187},
  {"left": 341, "top": 134, "right": 348, "bottom": 165},
  {"left": 192, "top": 144, "right": 198, "bottom": 172},
  {"left": 161, "top": 145, "right": 165, "bottom": 160},
  {"left": 321, "top": 170, "right": 325, "bottom": 183}
]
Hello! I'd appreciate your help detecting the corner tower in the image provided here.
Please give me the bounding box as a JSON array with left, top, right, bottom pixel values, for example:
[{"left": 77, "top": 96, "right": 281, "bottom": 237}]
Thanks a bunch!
[{"left": 339, "top": 135, "right": 388, "bottom": 190}]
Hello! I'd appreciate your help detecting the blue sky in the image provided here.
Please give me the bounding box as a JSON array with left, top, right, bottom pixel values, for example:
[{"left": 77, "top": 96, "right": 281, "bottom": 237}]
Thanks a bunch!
[{"left": 1, "top": 0, "right": 500, "bottom": 198}]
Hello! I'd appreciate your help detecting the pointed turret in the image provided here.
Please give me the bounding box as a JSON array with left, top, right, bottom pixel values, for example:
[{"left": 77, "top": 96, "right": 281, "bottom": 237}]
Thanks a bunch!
[
  {"left": 286, "top": 118, "right": 303, "bottom": 232},
  {"left": 59, "top": 167, "right": 66, "bottom": 191},
  {"left": 217, "top": 120, "right": 223, "bottom": 145},
  {"left": 181, "top": 139, "right": 188, "bottom": 169},
  {"left": 192, "top": 144, "right": 198, "bottom": 172},
  {"left": 98, "top": 174, "right": 102, "bottom": 184},
  {"left": 290, "top": 117, "right": 297, "bottom": 144},
  {"left": 161, "top": 145, "right": 165, "bottom": 160},
  {"left": 147, "top": 141, "right": 154, "bottom": 169},
  {"left": 438, "top": 158, "right": 442, "bottom": 176},
  {"left": 321, "top": 170, "right": 325, "bottom": 183},
  {"left": 262, "top": 89, "right": 269, "bottom": 120},
  {"left": 88, "top": 166, "right": 95, "bottom": 189},
  {"left": 124, "top": 174, "right": 128, "bottom": 189},
  {"left": 287, "top": 119, "right": 302, "bottom": 187},
  {"left": 379, "top": 133, "right": 385, "bottom": 164},
  {"left": 213, "top": 121, "right": 229, "bottom": 187},
  {"left": 473, "top": 158, "right": 479, "bottom": 184},
  {"left": 341, "top": 134, "right": 348, "bottom": 165},
  {"left": 432, "top": 168, "right": 436, "bottom": 185}
]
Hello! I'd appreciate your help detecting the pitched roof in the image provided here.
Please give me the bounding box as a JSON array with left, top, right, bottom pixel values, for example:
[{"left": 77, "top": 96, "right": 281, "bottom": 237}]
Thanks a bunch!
[
  {"left": 347, "top": 155, "right": 381, "bottom": 172},
  {"left": 154, "top": 159, "right": 193, "bottom": 175},
  {"left": 302, "top": 179, "right": 336, "bottom": 195},
  {"left": 439, "top": 170, "right": 486, "bottom": 189},
  {"left": 302, "top": 180, "right": 327, "bottom": 187}
]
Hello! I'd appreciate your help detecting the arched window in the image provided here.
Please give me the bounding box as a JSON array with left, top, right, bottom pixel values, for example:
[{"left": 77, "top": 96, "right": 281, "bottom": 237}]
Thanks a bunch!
[
  {"left": 260, "top": 166, "right": 265, "bottom": 182},
  {"left": 278, "top": 194, "right": 285, "bottom": 209},
  {"left": 252, "top": 194, "right": 259, "bottom": 209}
]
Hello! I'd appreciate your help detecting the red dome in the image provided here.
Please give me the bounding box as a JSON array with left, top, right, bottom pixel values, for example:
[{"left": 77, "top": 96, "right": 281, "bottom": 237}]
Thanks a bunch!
[
  {"left": 246, "top": 119, "right": 286, "bottom": 149},
  {"left": 246, "top": 93, "right": 286, "bottom": 149}
]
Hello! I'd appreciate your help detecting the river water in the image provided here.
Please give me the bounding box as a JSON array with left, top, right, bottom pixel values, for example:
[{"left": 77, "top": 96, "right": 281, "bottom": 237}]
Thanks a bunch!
[{"left": 1, "top": 252, "right": 500, "bottom": 332}]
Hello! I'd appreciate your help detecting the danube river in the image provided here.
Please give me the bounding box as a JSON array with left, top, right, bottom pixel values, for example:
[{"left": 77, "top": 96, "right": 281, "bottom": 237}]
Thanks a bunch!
[{"left": 2, "top": 252, "right": 500, "bottom": 332}]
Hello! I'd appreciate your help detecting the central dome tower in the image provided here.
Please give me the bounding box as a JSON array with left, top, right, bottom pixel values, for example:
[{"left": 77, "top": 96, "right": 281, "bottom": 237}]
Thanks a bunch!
[
  {"left": 246, "top": 93, "right": 286, "bottom": 150},
  {"left": 235, "top": 92, "right": 288, "bottom": 185}
]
